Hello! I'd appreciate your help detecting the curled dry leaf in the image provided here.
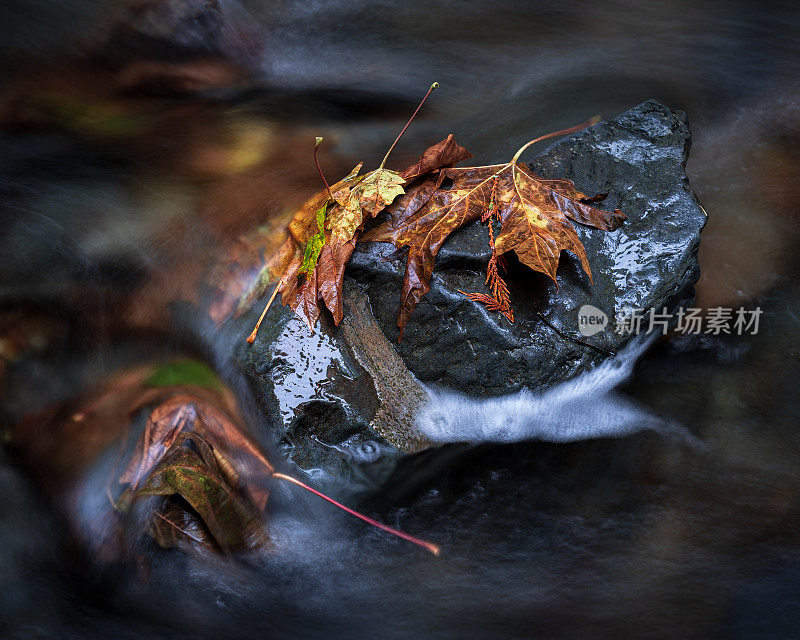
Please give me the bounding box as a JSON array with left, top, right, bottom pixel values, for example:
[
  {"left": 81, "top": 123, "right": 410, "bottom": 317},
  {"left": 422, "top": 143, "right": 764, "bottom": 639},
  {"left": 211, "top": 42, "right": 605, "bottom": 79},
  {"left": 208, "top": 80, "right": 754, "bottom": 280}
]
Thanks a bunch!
[
  {"left": 398, "top": 134, "right": 475, "bottom": 182},
  {"left": 120, "top": 427, "right": 272, "bottom": 554},
  {"left": 118, "top": 393, "right": 274, "bottom": 513}
]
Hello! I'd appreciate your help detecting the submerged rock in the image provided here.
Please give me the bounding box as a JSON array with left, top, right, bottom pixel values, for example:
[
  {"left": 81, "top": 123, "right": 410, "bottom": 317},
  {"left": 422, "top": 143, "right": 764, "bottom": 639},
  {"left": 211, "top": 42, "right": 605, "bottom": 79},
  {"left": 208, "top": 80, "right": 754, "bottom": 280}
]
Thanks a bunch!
[{"left": 237, "top": 100, "right": 707, "bottom": 488}]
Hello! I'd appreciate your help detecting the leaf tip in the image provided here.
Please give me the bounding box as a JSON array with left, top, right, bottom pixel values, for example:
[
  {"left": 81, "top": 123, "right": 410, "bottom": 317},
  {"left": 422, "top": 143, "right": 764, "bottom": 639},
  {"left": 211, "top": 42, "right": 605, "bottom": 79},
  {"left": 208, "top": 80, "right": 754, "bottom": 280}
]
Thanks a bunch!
[
  {"left": 424, "top": 542, "right": 441, "bottom": 556},
  {"left": 315, "top": 136, "right": 324, "bottom": 148}
]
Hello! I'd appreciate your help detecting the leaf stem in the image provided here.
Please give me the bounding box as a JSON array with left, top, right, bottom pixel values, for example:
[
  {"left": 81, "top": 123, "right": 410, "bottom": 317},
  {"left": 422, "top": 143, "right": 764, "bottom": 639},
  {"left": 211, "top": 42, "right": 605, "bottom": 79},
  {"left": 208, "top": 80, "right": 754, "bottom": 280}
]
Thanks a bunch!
[
  {"left": 378, "top": 82, "right": 439, "bottom": 170},
  {"left": 272, "top": 472, "right": 440, "bottom": 555},
  {"left": 246, "top": 281, "right": 281, "bottom": 344},
  {"left": 510, "top": 116, "right": 601, "bottom": 165},
  {"left": 155, "top": 511, "right": 204, "bottom": 544},
  {"left": 314, "top": 137, "right": 334, "bottom": 201}
]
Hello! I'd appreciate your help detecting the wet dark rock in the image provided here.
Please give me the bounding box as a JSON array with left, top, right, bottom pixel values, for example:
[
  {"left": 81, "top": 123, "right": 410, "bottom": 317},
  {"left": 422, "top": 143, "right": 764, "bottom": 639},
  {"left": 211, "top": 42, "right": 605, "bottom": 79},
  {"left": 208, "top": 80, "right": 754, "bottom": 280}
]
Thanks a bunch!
[
  {"left": 237, "top": 302, "right": 403, "bottom": 495},
  {"left": 238, "top": 101, "right": 707, "bottom": 487},
  {"left": 349, "top": 100, "right": 706, "bottom": 395}
]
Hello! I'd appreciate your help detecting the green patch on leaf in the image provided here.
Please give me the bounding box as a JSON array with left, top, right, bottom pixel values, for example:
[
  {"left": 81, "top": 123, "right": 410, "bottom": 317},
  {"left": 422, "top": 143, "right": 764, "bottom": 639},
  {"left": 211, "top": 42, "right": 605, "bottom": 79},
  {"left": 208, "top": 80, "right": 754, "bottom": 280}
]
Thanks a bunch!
[
  {"left": 146, "top": 359, "right": 223, "bottom": 391},
  {"left": 300, "top": 201, "right": 329, "bottom": 275}
]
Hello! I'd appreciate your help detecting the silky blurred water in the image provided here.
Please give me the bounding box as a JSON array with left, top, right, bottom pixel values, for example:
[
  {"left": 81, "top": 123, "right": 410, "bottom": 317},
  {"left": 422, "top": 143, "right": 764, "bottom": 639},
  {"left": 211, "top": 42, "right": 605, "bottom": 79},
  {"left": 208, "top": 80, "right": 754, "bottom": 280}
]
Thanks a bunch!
[{"left": 1, "top": 1, "right": 800, "bottom": 639}]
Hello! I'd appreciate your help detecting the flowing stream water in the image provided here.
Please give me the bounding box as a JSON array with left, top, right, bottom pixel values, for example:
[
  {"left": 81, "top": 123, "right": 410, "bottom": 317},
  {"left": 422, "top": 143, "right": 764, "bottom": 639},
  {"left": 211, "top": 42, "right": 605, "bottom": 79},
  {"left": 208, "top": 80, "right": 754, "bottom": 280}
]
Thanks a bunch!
[{"left": 1, "top": 1, "right": 800, "bottom": 639}]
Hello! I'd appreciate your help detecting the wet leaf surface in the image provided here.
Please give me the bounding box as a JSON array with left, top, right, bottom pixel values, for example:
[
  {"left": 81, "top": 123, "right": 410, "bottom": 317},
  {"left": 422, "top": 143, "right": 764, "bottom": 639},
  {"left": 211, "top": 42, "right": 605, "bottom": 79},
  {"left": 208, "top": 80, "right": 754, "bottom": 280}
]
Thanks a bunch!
[
  {"left": 236, "top": 136, "right": 469, "bottom": 331},
  {"left": 362, "top": 138, "right": 625, "bottom": 333}
]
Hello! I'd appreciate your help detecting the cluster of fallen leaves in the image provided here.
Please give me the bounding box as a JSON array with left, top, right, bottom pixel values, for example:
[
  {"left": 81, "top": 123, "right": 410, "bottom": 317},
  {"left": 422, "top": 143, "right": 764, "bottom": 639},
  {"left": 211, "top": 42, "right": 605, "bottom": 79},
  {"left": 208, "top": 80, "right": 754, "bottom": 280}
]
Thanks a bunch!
[
  {"left": 240, "top": 134, "right": 472, "bottom": 333},
  {"left": 115, "top": 390, "right": 275, "bottom": 554},
  {"left": 235, "top": 113, "right": 625, "bottom": 340},
  {"left": 364, "top": 132, "right": 627, "bottom": 332},
  {"left": 10, "top": 361, "right": 274, "bottom": 557}
]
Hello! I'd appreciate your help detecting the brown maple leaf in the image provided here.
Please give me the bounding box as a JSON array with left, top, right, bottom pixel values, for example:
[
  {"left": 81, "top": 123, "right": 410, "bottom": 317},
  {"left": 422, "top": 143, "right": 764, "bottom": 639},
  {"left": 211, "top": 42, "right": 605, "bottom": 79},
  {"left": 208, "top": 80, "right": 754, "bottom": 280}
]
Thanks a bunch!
[
  {"left": 361, "top": 119, "right": 626, "bottom": 335},
  {"left": 115, "top": 387, "right": 439, "bottom": 554},
  {"left": 12, "top": 359, "right": 440, "bottom": 559},
  {"left": 237, "top": 161, "right": 363, "bottom": 334},
  {"left": 128, "top": 430, "right": 273, "bottom": 553},
  {"left": 119, "top": 393, "right": 275, "bottom": 512},
  {"left": 315, "top": 133, "right": 472, "bottom": 326},
  {"left": 242, "top": 84, "right": 460, "bottom": 340}
]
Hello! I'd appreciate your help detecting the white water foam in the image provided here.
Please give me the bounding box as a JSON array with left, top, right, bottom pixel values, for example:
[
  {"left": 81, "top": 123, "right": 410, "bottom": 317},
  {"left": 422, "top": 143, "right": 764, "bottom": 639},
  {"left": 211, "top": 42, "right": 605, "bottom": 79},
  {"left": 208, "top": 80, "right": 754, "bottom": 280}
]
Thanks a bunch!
[{"left": 416, "top": 335, "right": 704, "bottom": 448}]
